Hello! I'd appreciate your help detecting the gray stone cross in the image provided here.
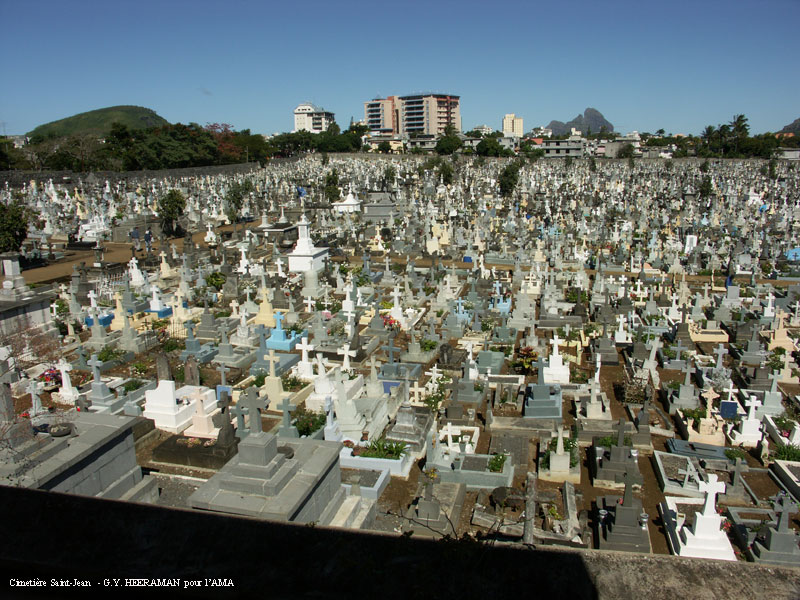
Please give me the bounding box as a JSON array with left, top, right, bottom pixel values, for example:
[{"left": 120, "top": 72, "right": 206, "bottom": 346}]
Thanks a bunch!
[{"left": 87, "top": 354, "right": 103, "bottom": 382}]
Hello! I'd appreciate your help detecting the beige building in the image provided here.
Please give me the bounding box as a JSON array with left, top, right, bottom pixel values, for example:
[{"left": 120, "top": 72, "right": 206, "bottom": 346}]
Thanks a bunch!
[
  {"left": 502, "top": 113, "right": 524, "bottom": 138},
  {"left": 365, "top": 94, "right": 460, "bottom": 136}
]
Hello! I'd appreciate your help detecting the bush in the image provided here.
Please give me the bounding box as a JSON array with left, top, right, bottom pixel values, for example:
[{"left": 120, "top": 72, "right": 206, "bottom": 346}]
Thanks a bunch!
[
  {"left": 293, "top": 407, "right": 326, "bottom": 436},
  {"left": 251, "top": 371, "right": 267, "bottom": 387},
  {"left": 123, "top": 379, "right": 144, "bottom": 393},
  {"left": 281, "top": 374, "right": 304, "bottom": 391},
  {"left": 357, "top": 439, "right": 408, "bottom": 459},
  {"left": 725, "top": 447, "right": 749, "bottom": 461},
  {"left": 97, "top": 347, "right": 123, "bottom": 363},
  {"left": 488, "top": 453, "right": 507, "bottom": 472},
  {"left": 595, "top": 434, "right": 632, "bottom": 448},
  {"left": 205, "top": 272, "right": 226, "bottom": 291},
  {"left": 420, "top": 339, "right": 438, "bottom": 352},
  {"left": 132, "top": 362, "right": 148, "bottom": 376},
  {"left": 773, "top": 444, "right": 800, "bottom": 462},
  {"left": 162, "top": 338, "right": 184, "bottom": 353}
]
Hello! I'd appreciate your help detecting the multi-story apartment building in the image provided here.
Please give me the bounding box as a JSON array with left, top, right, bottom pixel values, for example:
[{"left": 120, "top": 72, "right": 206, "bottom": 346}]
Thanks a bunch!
[
  {"left": 364, "top": 96, "right": 400, "bottom": 136},
  {"left": 364, "top": 94, "right": 460, "bottom": 136},
  {"left": 293, "top": 103, "right": 335, "bottom": 134},
  {"left": 502, "top": 114, "right": 524, "bottom": 138}
]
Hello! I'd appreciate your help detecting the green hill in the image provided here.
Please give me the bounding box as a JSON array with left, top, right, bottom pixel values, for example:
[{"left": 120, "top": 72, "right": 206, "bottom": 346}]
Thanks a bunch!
[{"left": 27, "top": 105, "right": 169, "bottom": 139}]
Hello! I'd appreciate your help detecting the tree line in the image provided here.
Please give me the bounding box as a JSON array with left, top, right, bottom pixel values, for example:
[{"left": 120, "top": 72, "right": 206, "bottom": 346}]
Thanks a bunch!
[{"left": 0, "top": 121, "right": 371, "bottom": 172}]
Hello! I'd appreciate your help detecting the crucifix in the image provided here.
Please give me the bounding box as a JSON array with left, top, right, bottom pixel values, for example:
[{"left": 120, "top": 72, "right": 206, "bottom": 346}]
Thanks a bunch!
[
  {"left": 87, "top": 354, "right": 103, "bottom": 383},
  {"left": 337, "top": 344, "right": 357, "bottom": 372},
  {"left": 382, "top": 335, "right": 401, "bottom": 364},
  {"left": 698, "top": 473, "right": 726, "bottom": 517},
  {"left": 240, "top": 386, "right": 266, "bottom": 435},
  {"left": 216, "top": 363, "right": 230, "bottom": 387},
  {"left": 297, "top": 336, "right": 314, "bottom": 363},
  {"left": 279, "top": 395, "right": 296, "bottom": 429},
  {"left": 772, "top": 492, "right": 798, "bottom": 533},
  {"left": 265, "top": 349, "right": 280, "bottom": 378}
]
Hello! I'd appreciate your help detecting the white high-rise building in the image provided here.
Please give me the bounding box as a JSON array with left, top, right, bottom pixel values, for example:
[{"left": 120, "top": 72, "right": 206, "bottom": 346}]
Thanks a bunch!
[{"left": 293, "top": 103, "right": 335, "bottom": 134}]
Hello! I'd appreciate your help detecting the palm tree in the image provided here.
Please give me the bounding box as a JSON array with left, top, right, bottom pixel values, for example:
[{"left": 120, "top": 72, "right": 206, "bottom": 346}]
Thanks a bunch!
[
  {"left": 717, "top": 124, "right": 731, "bottom": 157},
  {"left": 729, "top": 114, "right": 749, "bottom": 156},
  {"left": 701, "top": 125, "right": 716, "bottom": 155}
]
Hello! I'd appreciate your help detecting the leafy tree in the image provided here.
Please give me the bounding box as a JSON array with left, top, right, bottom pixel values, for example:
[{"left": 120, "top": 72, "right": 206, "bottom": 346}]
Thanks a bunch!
[
  {"left": 498, "top": 162, "right": 521, "bottom": 198},
  {"left": 698, "top": 175, "right": 713, "bottom": 199},
  {"left": 377, "top": 141, "right": 392, "bottom": 153},
  {"left": 476, "top": 136, "right": 503, "bottom": 157},
  {"left": 225, "top": 180, "right": 254, "bottom": 224},
  {"left": 617, "top": 143, "right": 635, "bottom": 159},
  {"left": 0, "top": 201, "right": 33, "bottom": 252},
  {"left": 158, "top": 189, "right": 186, "bottom": 236},
  {"left": 382, "top": 165, "right": 396, "bottom": 190},
  {"left": 464, "top": 129, "right": 486, "bottom": 138},
  {"left": 435, "top": 134, "right": 462, "bottom": 155},
  {"left": 324, "top": 169, "right": 340, "bottom": 203},
  {"left": 438, "top": 161, "right": 454, "bottom": 185}
]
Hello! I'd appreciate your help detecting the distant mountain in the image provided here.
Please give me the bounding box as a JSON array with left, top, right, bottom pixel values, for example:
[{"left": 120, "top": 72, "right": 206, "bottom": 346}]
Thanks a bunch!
[
  {"left": 546, "top": 108, "right": 614, "bottom": 137},
  {"left": 27, "top": 105, "right": 169, "bottom": 139},
  {"left": 779, "top": 118, "right": 800, "bottom": 135}
]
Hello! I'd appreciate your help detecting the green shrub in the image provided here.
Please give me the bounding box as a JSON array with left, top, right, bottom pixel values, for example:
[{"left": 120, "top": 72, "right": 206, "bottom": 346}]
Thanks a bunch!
[
  {"left": 162, "top": 338, "right": 184, "bottom": 353},
  {"left": 595, "top": 434, "right": 632, "bottom": 448},
  {"left": 488, "top": 453, "right": 507, "bottom": 472},
  {"left": 725, "top": 447, "right": 749, "bottom": 461},
  {"left": 281, "top": 374, "right": 304, "bottom": 391},
  {"left": 293, "top": 407, "right": 326, "bottom": 436},
  {"left": 97, "top": 347, "right": 123, "bottom": 362},
  {"left": 357, "top": 439, "right": 408, "bottom": 459},
  {"left": 251, "top": 371, "right": 267, "bottom": 387},
  {"left": 123, "top": 379, "right": 144, "bottom": 393},
  {"left": 420, "top": 339, "right": 438, "bottom": 352},
  {"left": 205, "top": 272, "right": 226, "bottom": 291},
  {"left": 773, "top": 444, "right": 800, "bottom": 462}
]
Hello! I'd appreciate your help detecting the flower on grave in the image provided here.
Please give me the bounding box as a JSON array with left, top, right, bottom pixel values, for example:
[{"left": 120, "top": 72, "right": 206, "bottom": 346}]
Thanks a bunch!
[{"left": 21, "top": 411, "right": 29, "bottom": 418}]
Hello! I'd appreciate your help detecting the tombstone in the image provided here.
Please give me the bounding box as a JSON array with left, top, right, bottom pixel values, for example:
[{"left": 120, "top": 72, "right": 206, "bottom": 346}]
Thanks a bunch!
[
  {"left": 156, "top": 352, "right": 172, "bottom": 382},
  {"left": 751, "top": 493, "right": 800, "bottom": 565},
  {"left": 184, "top": 356, "right": 200, "bottom": 387},
  {"left": 597, "top": 469, "right": 652, "bottom": 553},
  {"left": 277, "top": 395, "right": 299, "bottom": 438}
]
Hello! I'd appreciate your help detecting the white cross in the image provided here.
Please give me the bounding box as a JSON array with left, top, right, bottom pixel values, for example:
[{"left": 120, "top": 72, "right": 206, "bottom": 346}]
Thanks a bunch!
[
  {"left": 698, "top": 473, "right": 726, "bottom": 517},
  {"left": 297, "top": 336, "right": 314, "bottom": 363},
  {"left": 745, "top": 396, "right": 762, "bottom": 420},
  {"left": 87, "top": 289, "right": 98, "bottom": 308},
  {"left": 410, "top": 380, "right": 425, "bottom": 403},
  {"left": 305, "top": 296, "right": 315, "bottom": 312},
  {"left": 337, "top": 344, "right": 357, "bottom": 371},
  {"left": 425, "top": 364, "right": 442, "bottom": 386}
]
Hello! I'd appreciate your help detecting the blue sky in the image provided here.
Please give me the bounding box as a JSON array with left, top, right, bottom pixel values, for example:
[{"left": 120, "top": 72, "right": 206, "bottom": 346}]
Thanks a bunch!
[{"left": 1, "top": 0, "right": 798, "bottom": 136}]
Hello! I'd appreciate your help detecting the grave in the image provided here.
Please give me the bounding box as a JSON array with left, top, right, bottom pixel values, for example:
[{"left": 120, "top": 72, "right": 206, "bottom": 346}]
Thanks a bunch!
[
  {"left": 596, "top": 470, "right": 651, "bottom": 553},
  {"left": 660, "top": 474, "right": 737, "bottom": 561}
]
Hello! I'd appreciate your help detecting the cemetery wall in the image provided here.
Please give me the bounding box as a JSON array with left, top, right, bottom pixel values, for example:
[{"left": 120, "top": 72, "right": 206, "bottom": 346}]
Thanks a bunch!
[{"left": 1, "top": 485, "right": 798, "bottom": 599}]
